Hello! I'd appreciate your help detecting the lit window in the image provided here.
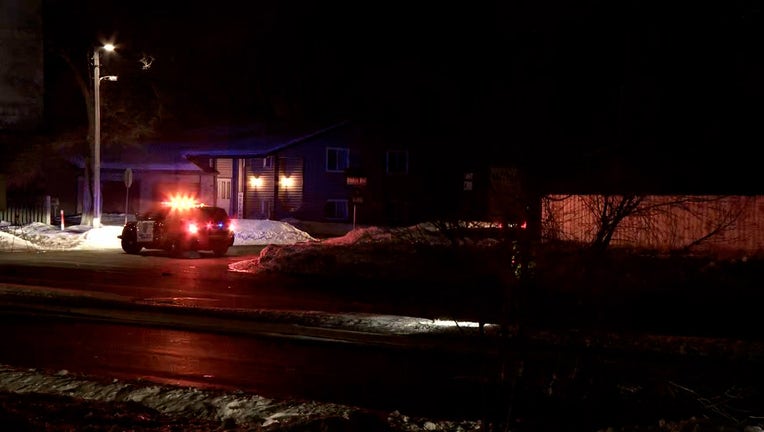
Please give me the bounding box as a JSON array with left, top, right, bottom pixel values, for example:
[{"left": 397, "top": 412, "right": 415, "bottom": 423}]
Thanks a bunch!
[
  {"left": 386, "top": 150, "right": 408, "bottom": 175},
  {"left": 326, "top": 147, "right": 350, "bottom": 172},
  {"left": 324, "top": 199, "right": 349, "bottom": 220}
]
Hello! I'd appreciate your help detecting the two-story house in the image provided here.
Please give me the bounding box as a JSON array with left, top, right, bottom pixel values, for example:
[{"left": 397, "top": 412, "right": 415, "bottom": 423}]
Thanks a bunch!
[{"left": 91, "top": 120, "right": 424, "bottom": 233}]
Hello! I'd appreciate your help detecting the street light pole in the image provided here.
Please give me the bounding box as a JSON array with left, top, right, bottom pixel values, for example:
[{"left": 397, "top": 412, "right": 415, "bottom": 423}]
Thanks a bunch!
[
  {"left": 92, "top": 43, "right": 116, "bottom": 228},
  {"left": 93, "top": 47, "right": 102, "bottom": 228}
]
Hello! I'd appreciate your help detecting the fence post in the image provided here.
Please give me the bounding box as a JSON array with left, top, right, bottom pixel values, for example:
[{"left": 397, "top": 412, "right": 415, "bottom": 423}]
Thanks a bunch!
[{"left": 44, "top": 195, "right": 51, "bottom": 225}]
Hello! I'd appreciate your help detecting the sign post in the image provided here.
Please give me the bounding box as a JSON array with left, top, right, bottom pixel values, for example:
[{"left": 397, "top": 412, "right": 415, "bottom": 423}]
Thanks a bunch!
[
  {"left": 351, "top": 193, "right": 364, "bottom": 229},
  {"left": 123, "top": 168, "right": 133, "bottom": 225},
  {"left": 346, "top": 174, "right": 367, "bottom": 230}
]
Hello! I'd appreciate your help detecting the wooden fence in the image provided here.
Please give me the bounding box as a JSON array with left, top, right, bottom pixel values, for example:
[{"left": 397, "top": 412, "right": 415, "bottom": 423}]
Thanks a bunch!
[
  {"left": 0, "top": 195, "right": 51, "bottom": 226},
  {"left": 541, "top": 194, "right": 764, "bottom": 254}
]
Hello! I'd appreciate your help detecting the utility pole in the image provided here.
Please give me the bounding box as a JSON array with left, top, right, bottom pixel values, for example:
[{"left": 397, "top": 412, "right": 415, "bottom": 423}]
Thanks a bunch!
[{"left": 91, "top": 43, "right": 117, "bottom": 227}]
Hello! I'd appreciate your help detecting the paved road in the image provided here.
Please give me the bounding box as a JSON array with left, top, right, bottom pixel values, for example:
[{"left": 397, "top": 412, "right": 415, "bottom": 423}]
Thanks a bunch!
[
  {"left": 0, "top": 246, "right": 497, "bottom": 420},
  {"left": 2, "top": 247, "right": 764, "bottom": 428},
  {"left": 0, "top": 313, "right": 493, "bottom": 420},
  {"left": 0, "top": 246, "right": 463, "bottom": 320},
  {"left": 0, "top": 247, "right": 380, "bottom": 314}
]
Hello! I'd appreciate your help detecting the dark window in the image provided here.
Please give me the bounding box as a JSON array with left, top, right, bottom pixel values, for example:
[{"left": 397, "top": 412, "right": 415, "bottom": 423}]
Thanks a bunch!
[
  {"left": 326, "top": 147, "right": 350, "bottom": 172},
  {"left": 324, "top": 199, "right": 349, "bottom": 220},
  {"left": 386, "top": 150, "right": 408, "bottom": 175},
  {"left": 263, "top": 156, "right": 273, "bottom": 169}
]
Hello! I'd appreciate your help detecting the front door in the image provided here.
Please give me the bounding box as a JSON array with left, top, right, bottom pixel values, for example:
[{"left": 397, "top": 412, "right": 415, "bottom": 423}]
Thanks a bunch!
[{"left": 217, "top": 178, "right": 231, "bottom": 213}]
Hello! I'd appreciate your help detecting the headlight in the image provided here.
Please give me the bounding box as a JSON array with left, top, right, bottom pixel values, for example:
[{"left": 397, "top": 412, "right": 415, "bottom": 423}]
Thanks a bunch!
[{"left": 187, "top": 223, "right": 199, "bottom": 234}]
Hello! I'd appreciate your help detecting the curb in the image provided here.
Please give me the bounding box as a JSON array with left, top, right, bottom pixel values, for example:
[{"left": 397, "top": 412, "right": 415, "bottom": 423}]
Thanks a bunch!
[{"left": 0, "top": 283, "right": 490, "bottom": 353}]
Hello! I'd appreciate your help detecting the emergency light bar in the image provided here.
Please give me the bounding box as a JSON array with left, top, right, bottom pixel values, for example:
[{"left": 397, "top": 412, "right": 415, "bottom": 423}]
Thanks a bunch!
[{"left": 161, "top": 193, "right": 205, "bottom": 210}]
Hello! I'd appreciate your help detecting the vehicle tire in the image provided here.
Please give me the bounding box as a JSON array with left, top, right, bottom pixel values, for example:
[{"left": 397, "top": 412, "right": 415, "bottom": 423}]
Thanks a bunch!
[
  {"left": 212, "top": 244, "right": 228, "bottom": 257},
  {"left": 168, "top": 238, "right": 184, "bottom": 257},
  {"left": 121, "top": 238, "right": 142, "bottom": 254}
]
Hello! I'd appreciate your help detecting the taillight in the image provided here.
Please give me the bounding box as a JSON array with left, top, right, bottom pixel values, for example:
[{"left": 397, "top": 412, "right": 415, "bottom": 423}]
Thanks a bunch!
[
  {"left": 204, "top": 221, "right": 228, "bottom": 230},
  {"left": 187, "top": 223, "right": 199, "bottom": 234}
]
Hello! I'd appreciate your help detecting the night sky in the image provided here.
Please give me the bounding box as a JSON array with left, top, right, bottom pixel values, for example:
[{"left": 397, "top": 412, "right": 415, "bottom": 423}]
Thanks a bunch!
[{"left": 41, "top": 0, "right": 763, "bottom": 192}]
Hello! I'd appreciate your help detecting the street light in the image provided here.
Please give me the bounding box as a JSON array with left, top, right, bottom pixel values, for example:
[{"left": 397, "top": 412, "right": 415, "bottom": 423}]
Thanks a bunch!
[{"left": 92, "top": 43, "right": 117, "bottom": 228}]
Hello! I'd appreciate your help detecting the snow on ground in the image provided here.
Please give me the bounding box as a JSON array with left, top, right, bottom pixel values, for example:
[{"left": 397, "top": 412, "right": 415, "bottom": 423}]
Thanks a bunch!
[
  {"left": 0, "top": 214, "right": 484, "bottom": 430},
  {"left": 0, "top": 215, "right": 316, "bottom": 252},
  {"left": 0, "top": 362, "right": 481, "bottom": 431}
]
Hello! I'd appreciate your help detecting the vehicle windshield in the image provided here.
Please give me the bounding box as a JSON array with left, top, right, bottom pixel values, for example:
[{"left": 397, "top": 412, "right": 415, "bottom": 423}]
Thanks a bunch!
[
  {"left": 138, "top": 205, "right": 228, "bottom": 222},
  {"left": 199, "top": 207, "right": 228, "bottom": 222}
]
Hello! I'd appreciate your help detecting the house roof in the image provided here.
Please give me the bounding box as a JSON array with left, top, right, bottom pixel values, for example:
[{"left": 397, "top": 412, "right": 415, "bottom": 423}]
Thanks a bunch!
[
  {"left": 69, "top": 151, "right": 203, "bottom": 174},
  {"left": 180, "top": 120, "right": 350, "bottom": 159},
  {"left": 94, "top": 120, "right": 351, "bottom": 174}
]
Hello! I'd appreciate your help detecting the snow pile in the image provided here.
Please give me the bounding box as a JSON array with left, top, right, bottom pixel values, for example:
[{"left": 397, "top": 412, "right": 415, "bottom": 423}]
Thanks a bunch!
[
  {"left": 321, "top": 224, "right": 450, "bottom": 246},
  {"left": 0, "top": 222, "right": 84, "bottom": 251},
  {"left": 0, "top": 229, "right": 40, "bottom": 251},
  {"left": 0, "top": 365, "right": 481, "bottom": 431},
  {"left": 233, "top": 219, "right": 317, "bottom": 245},
  {"left": 229, "top": 224, "right": 498, "bottom": 281},
  {"left": 0, "top": 364, "right": 352, "bottom": 426},
  {"left": 0, "top": 216, "right": 317, "bottom": 252},
  {"left": 230, "top": 224, "right": 451, "bottom": 275}
]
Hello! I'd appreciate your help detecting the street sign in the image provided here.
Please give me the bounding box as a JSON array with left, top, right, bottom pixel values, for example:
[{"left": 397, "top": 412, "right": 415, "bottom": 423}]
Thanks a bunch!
[
  {"left": 346, "top": 176, "right": 367, "bottom": 186},
  {"left": 123, "top": 168, "right": 133, "bottom": 188}
]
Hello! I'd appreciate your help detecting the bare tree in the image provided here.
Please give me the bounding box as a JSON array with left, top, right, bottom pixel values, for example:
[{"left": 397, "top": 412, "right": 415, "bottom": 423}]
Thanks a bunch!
[
  {"left": 57, "top": 51, "right": 96, "bottom": 225},
  {"left": 543, "top": 194, "right": 754, "bottom": 253},
  {"left": 42, "top": 49, "right": 161, "bottom": 225},
  {"left": 585, "top": 194, "right": 645, "bottom": 252},
  {"left": 422, "top": 166, "right": 536, "bottom": 432},
  {"left": 676, "top": 196, "right": 750, "bottom": 252}
]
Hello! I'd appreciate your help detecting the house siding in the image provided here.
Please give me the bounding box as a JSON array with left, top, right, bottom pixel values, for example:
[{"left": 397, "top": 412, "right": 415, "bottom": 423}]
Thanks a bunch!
[
  {"left": 215, "top": 159, "right": 233, "bottom": 177},
  {"left": 244, "top": 157, "right": 275, "bottom": 219},
  {"left": 274, "top": 156, "right": 304, "bottom": 218},
  {"left": 177, "top": 122, "right": 437, "bottom": 227},
  {"left": 263, "top": 124, "right": 362, "bottom": 223},
  {"left": 285, "top": 145, "right": 346, "bottom": 222}
]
